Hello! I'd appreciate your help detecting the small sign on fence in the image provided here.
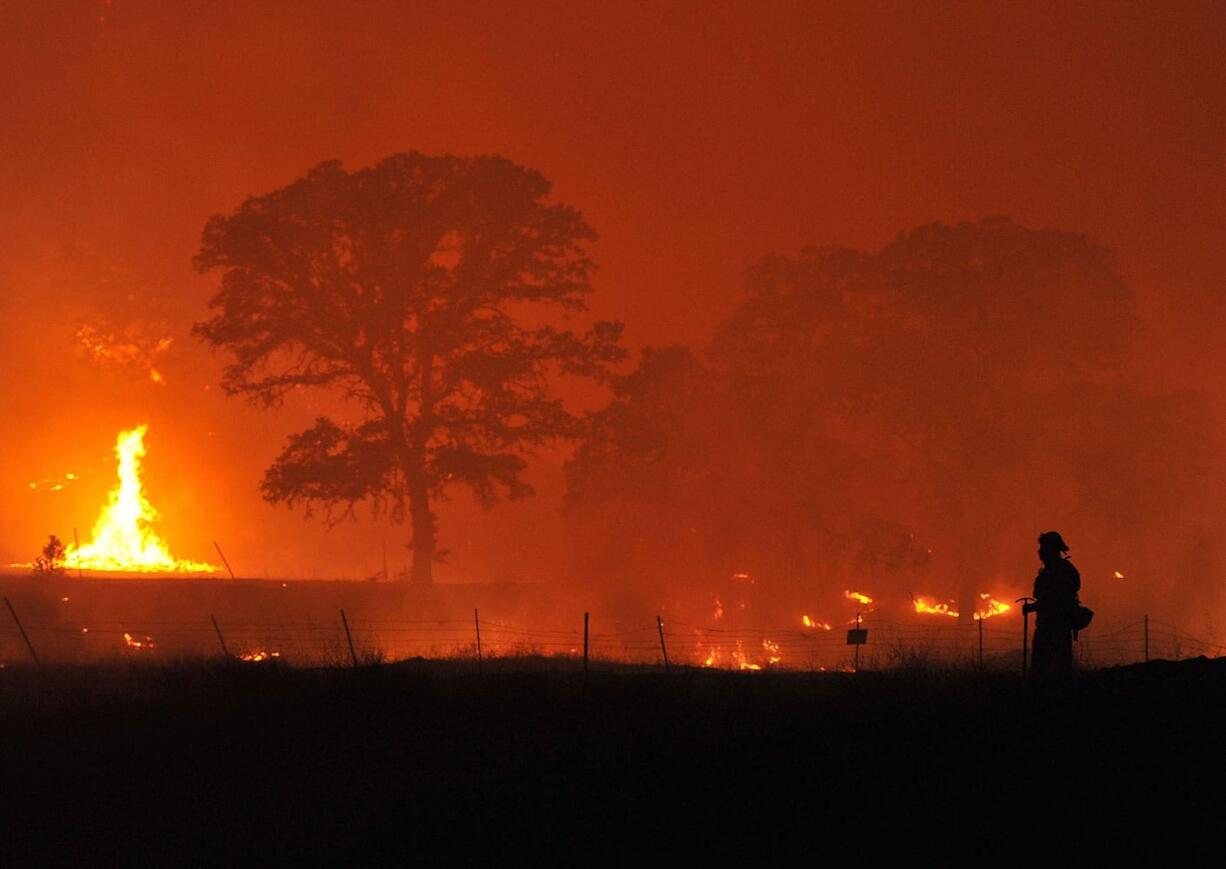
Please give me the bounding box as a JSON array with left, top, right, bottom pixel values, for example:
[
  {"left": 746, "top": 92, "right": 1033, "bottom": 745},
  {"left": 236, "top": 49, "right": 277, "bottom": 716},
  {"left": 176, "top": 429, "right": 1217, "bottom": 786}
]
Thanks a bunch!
[{"left": 846, "top": 628, "right": 868, "bottom": 645}]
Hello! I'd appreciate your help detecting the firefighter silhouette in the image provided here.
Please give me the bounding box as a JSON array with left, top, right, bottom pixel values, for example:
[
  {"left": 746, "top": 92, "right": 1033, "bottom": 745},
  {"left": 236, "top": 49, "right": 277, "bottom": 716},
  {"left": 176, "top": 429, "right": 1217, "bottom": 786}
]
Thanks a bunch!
[{"left": 1025, "top": 531, "right": 1080, "bottom": 680}]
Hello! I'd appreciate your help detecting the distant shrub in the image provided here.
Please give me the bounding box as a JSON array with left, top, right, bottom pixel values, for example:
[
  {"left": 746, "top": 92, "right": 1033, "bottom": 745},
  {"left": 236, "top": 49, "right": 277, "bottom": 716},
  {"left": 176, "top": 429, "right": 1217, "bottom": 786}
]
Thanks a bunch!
[{"left": 33, "top": 535, "right": 66, "bottom": 575}]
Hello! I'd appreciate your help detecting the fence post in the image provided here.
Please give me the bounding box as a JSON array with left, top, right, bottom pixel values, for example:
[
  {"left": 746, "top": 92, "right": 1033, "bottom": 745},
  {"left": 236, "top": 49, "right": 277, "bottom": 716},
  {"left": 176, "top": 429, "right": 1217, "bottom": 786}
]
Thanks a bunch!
[
  {"left": 474, "top": 608, "right": 483, "bottom": 672},
  {"left": 73, "top": 527, "right": 83, "bottom": 579},
  {"left": 213, "top": 541, "right": 237, "bottom": 580},
  {"left": 854, "top": 612, "right": 861, "bottom": 672},
  {"left": 978, "top": 616, "right": 984, "bottom": 672},
  {"left": 1144, "top": 614, "right": 1149, "bottom": 663},
  {"left": 1016, "top": 597, "right": 1034, "bottom": 678},
  {"left": 656, "top": 615, "right": 670, "bottom": 672},
  {"left": 340, "top": 609, "right": 358, "bottom": 667},
  {"left": 210, "top": 613, "right": 230, "bottom": 658},
  {"left": 583, "top": 612, "right": 590, "bottom": 675},
  {"left": 4, "top": 597, "right": 41, "bottom": 667}
]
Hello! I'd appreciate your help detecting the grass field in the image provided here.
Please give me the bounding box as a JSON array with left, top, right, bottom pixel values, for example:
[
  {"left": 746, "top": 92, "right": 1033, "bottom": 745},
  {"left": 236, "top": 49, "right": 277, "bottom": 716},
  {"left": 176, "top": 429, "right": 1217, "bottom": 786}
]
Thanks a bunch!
[{"left": 2, "top": 656, "right": 1222, "bottom": 863}]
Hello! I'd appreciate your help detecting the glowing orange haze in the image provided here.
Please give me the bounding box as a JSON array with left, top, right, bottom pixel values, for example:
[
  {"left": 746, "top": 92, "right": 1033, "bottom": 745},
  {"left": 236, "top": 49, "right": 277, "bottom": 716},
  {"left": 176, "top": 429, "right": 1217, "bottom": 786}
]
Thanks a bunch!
[{"left": 0, "top": 2, "right": 1223, "bottom": 634}]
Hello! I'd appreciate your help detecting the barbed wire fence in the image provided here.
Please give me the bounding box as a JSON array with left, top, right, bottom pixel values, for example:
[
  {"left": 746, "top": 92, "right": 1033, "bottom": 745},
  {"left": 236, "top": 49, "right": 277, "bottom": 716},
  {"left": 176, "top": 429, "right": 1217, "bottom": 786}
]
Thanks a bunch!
[{"left": 3, "top": 598, "right": 1224, "bottom": 673}]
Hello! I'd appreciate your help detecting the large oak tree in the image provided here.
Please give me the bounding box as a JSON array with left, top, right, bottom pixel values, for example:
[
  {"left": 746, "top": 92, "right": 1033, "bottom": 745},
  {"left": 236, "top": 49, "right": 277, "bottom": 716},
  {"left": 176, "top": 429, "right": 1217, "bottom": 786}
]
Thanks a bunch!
[{"left": 195, "top": 152, "right": 623, "bottom": 584}]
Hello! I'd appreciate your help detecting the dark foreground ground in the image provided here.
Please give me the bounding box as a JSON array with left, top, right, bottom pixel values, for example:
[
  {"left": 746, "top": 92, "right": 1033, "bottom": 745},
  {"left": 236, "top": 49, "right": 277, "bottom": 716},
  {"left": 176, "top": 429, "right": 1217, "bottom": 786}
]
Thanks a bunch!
[{"left": 2, "top": 657, "right": 1223, "bottom": 865}]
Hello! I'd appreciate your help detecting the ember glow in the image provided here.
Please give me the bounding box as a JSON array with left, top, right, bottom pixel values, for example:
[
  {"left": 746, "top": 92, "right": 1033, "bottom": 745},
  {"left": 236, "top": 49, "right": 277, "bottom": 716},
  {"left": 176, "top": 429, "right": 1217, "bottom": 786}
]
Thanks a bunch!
[
  {"left": 239, "top": 649, "right": 281, "bottom": 662},
  {"left": 28, "top": 472, "right": 78, "bottom": 493},
  {"left": 64, "top": 425, "right": 218, "bottom": 574},
  {"left": 802, "top": 615, "right": 832, "bottom": 630},
  {"left": 122, "top": 632, "right": 155, "bottom": 650},
  {"left": 1114, "top": 571, "right": 1126, "bottom": 580},
  {"left": 75, "top": 325, "right": 173, "bottom": 387},
  {"left": 844, "top": 590, "right": 873, "bottom": 605},
  {"left": 762, "top": 639, "right": 782, "bottom": 665}
]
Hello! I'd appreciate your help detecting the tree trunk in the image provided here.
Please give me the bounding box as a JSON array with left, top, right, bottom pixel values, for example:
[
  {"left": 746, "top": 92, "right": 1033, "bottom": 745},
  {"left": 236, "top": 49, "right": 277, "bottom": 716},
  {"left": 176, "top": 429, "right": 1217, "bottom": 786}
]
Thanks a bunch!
[
  {"left": 406, "top": 354, "right": 438, "bottom": 585},
  {"left": 407, "top": 476, "right": 436, "bottom": 585}
]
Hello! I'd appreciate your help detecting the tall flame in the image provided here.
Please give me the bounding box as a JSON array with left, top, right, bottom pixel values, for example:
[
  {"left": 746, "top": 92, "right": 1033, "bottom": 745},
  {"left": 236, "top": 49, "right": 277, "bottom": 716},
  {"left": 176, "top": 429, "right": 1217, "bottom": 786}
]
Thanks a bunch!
[{"left": 66, "top": 425, "right": 218, "bottom": 573}]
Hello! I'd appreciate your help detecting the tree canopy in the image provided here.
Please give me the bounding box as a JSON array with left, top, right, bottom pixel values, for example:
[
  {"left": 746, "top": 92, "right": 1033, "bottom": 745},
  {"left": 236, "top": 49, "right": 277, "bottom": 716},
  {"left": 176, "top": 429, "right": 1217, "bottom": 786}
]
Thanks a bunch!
[{"left": 195, "top": 152, "right": 623, "bottom": 583}]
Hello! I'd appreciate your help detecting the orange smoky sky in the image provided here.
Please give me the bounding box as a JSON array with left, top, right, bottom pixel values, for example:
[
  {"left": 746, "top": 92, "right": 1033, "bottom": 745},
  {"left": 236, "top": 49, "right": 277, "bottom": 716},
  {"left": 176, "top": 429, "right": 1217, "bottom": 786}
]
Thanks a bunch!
[{"left": 1, "top": 0, "right": 1224, "bottom": 582}]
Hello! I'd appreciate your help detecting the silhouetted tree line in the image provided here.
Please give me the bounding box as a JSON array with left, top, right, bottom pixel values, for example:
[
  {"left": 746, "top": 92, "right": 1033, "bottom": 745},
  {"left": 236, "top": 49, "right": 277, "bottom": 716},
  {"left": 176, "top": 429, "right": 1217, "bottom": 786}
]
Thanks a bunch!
[{"left": 564, "top": 218, "right": 1221, "bottom": 615}]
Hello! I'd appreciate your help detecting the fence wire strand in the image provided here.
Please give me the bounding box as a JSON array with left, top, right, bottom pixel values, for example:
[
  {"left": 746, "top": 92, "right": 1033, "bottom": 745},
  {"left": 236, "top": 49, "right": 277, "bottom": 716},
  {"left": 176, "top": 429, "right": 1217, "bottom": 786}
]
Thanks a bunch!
[{"left": 2, "top": 608, "right": 1222, "bottom": 671}]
